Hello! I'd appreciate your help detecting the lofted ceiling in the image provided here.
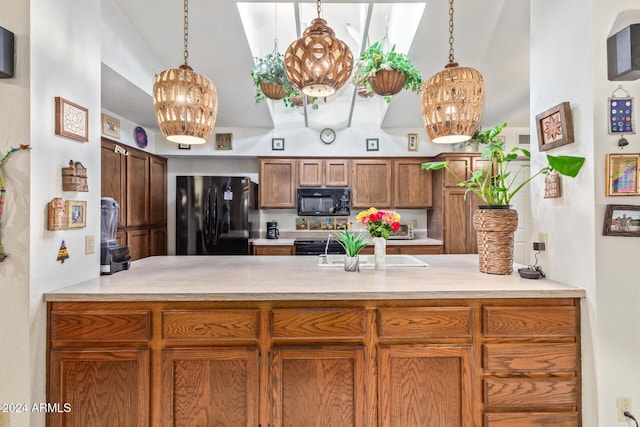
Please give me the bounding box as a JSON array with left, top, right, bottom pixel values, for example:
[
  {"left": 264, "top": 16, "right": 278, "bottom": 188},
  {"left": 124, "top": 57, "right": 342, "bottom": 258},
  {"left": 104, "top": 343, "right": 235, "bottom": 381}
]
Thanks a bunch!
[{"left": 102, "top": 0, "right": 530, "bottom": 134}]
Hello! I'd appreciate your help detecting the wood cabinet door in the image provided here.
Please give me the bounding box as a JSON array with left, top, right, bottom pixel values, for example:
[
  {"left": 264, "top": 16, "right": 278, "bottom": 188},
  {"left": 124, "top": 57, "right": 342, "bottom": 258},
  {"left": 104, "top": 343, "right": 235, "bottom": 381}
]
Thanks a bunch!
[
  {"left": 150, "top": 227, "right": 167, "bottom": 256},
  {"left": 49, "top": 348, "right": 149, "bottom": 427},
  {"left": 126, "top": 149, "right": 150, "bottom": 227},
  {"left": 127, "top": 229, "right": 149, "bottom": 261},
  {"left": 259, "top": 159, "right": 296, "bottom": 208},
  {"left": 161, "top": 347, "right": 259, "bottom": 427},
  {"left": 378, "top": 345, "right": 474, "bottom": 427},
  {"left": 351, "top": 160, "right": 392, "bottom": 208},
  {"left": 444, "top": 157, "right": 472, "bottom": 187},
  {"left": 298, "top": 159, "right": 324, "bottom": 187},
  {"left": 325, "top": 159, "right": 350, "bottom": 186},
  {"left": 101, "top": 140, "right": 127, "bottom": 229},
  {"left": 149, "top": 155, "right": 167, "bottom": 226},
  {"left": 444, "top": 189, "right": 473, "bottom": 254},
  {"left": 393, "top": 159, "right": 433, "bottom": 208},
  {"left": 270, "top": 347, "right": 366, "bottom": 427},
  {"left": 252, "top": 245, "right": 295, "bottom": 256}
]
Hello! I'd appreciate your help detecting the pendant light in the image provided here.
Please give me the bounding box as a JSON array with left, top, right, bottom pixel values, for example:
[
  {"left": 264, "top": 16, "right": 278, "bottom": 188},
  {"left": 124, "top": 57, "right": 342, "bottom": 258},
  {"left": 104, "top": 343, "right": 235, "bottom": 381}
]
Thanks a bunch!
[
  {"left": 153, "top": 0, "right": 217, "bottom": 145},
  {"left": 421, "top": 0, "right": 484, "bottom": 143},
  {"left": 284, "top": 0, "right": 354, "bottom": 97}
]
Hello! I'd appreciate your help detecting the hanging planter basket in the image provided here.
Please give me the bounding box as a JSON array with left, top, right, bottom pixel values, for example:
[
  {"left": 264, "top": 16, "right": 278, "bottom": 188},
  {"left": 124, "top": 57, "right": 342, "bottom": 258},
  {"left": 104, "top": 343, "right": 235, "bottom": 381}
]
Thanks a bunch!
[
  {"left": 473, "top": 207, "right": 519, "bottom": 275},
  {"left": 368, "top": 69, "right": 407, "bottom": 96},
  {"left": 259, "top": 81, "right": 287, "bottom": 100}
]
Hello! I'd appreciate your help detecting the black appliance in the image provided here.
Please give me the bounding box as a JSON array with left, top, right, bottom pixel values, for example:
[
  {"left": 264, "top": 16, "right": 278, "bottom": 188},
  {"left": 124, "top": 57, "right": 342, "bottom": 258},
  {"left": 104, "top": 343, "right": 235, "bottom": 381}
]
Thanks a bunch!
[
  {"left": 266, "top": 221, "right": 279, "bottom": 239},
  {"left": 0, "top": 26, "right": 14, "bottom": 79},
  {"left": 294, "top": 239, "right": 345, "bottom": 255},
  {"left": 100, "top": 197, "right": 131, "bottom": 275},
  {"left": 297, "top": 187, "right": 350, "bottom": 216},
  {"left": 176, "top": 176, "right": 258, "bottom": 255}
]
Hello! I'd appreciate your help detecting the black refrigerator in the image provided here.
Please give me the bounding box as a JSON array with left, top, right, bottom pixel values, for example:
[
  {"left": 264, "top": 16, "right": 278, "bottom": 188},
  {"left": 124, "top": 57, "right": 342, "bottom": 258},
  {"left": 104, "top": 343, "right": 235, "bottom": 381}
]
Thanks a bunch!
[{"left": 176, "top": 176, "right": 258, "bottom": 255}]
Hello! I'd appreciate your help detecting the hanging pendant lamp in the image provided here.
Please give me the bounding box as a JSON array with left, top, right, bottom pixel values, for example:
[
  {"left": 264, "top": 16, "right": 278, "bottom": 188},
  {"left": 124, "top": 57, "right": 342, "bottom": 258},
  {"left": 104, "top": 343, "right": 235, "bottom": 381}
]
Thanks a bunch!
[
  {"left": 153, "top": 0, "right": 217, "bottom": 145},
  {"left": 284, "top": 0, "right": 353, "bottom": 97},
  {"left": 421, "top": 0, "right": 484, "bottom": 144}
]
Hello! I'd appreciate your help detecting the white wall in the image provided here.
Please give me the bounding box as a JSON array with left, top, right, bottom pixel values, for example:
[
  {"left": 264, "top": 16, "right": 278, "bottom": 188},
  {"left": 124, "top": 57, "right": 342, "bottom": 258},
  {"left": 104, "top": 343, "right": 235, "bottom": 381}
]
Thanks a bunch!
[
  {"left": 0, "top": 2, "right": 31, "bottom": 426},
  {"left": 593, "top": 4, "right": 640, "bottom": 426},
  {"left": 27, "top": 0, "right": 102, "bottom": 425}
]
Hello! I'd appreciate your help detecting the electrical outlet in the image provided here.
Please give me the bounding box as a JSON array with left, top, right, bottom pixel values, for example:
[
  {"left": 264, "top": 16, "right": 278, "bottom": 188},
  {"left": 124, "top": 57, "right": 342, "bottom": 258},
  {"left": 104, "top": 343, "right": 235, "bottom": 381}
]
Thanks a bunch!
[
  {"left": 411, "top": 219, "right": 418, "bottom": 227},
  {"left": 538, "top": 232, "right": 548, "bottom": 251},
  {"left": 85, "top": 234, "right": 95, "bottom": 254},
  {"left": 0, "top": 411, "right": 10, "bottom": 427},
  {"left": 617, "top": 397, "right": 632, "bottom": 422}
]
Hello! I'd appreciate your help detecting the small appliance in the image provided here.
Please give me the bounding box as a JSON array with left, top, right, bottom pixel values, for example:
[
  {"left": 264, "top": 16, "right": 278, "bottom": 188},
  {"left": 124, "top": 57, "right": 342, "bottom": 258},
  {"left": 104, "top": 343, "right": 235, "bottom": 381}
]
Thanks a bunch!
[
  {"left": 266, "top": 221, "right": 279, "bottom": 239},
  {"left": 100, "top": 197, "right": 131, "bottom": 275},
  {"left": 297, "top": 187, "right": 350, "bottom": 216}
]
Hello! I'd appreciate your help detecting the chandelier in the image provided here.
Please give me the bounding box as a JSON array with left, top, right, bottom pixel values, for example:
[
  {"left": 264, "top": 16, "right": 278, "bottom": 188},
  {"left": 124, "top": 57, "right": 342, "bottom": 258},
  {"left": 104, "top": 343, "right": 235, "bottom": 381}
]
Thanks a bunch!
[
  {"left": 284, "top": 0, "right": 353, "bottom": 97},
  {"left": 152, "top": 0, "right": 217, "bottom": 145},
  {"left": 420, "top": 0, "right": 485, "bottom": 143}
]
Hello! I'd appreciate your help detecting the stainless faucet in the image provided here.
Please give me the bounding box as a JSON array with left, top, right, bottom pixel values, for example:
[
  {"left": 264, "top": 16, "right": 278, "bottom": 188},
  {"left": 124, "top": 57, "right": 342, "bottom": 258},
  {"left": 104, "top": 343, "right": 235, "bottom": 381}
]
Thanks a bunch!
[{"left": 318, "top": 234, "right": 331, "bottom": 264}]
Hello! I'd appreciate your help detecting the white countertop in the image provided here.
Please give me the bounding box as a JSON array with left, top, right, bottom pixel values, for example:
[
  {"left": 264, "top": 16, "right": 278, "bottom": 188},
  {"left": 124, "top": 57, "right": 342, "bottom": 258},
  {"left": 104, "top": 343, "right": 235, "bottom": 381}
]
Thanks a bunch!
[
  {"left": 250, "top": 237, "right": 443, "bottom": 246},
  {"left": 44, "top": 255, "right": 585, "bottom": 302}
]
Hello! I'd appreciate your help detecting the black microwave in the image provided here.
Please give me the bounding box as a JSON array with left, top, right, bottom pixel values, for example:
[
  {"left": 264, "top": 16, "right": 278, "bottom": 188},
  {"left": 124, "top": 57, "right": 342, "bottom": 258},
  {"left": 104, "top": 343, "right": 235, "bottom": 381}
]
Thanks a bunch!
[{"left": 297, "top": 188, "right": 350, "bottom": 216}]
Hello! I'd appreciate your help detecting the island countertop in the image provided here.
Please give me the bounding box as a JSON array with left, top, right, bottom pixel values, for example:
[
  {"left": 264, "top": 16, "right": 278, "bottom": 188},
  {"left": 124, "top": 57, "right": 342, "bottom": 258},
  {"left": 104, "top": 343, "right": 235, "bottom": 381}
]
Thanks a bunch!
[{"left": 43, "top": 255, "right": 586, "bottom": 302}]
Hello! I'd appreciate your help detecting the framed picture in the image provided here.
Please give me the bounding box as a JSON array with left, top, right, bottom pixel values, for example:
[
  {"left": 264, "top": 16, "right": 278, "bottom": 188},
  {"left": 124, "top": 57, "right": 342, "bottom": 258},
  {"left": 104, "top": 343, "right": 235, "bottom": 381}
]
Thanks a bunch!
[
  {"left": 518, "top": 134, "right": 531, "bottom": 145},
  {"left": 606, "top": 153, "right": 640, "bottom": 196},
  {"left": 272, "top": 138, "right": 285, "bottom": 151},
  {"left": 55, "top": 97, "right": 88, "bottom": 142},
  {"left": 178, "top": 143, "right": 191, "bottom": 150},
  {"left": 535, "top": 102, "right": 574, "bottom": 151},
  {"left": 603, "top": 204, "right": 640, "bottom": 237},
  {"left": 608, "top": 97, "right": 635, "bottom": 135},
  {"left": 101, "top": 114, "right": 120, "bottom": 139},
  {"left": 366, "top": 138, "right": 379, "bottom": 151},
  {"left": 215, "top": 133, "right": 233, "bottom": 150},
  {"left": 65, "top": 200, "right": 87, "bottom": 229},
  {"left": 408, "top": 133, "right": 418, "bottom": 151}
]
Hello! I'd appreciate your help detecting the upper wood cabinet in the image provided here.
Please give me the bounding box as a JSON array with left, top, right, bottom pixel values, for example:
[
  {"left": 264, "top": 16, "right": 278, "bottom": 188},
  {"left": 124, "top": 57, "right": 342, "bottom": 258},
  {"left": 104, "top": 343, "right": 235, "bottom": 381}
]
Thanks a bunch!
[
  {"left": 393, "top": 158, "right": 432, "bottom": 208},
  {"left": 298, "top": 159, "right": 350, "bottom": 187},
  {"left": 351, "top": 159, "right": 393, "bottom": 208},
  {"left": 101, "top": 139, "right": 167, "bottom": 261},
  {"left": 259, "top": 158, "right": 296, "bottom": 208}
]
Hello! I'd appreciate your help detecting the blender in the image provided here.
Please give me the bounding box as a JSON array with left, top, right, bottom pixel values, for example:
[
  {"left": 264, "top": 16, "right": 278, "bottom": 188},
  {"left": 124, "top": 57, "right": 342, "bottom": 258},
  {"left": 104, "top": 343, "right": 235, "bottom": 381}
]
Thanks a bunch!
[{"left": 100, "top": 197, "right": 131, "bottom": 274}]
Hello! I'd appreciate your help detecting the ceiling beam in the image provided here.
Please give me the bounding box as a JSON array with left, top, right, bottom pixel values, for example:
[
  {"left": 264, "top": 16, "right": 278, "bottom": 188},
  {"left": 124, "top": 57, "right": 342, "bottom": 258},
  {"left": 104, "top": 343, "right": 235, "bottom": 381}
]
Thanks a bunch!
[{"left": 347, "top": 3, "right": 374, "bottom": 128}]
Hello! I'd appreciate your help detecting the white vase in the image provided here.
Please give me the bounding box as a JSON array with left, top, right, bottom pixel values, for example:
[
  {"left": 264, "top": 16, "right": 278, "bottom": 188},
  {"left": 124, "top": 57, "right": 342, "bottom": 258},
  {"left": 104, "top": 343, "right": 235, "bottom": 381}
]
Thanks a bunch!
[
  {"left": 344, "top": 255, "right": 359, "bottom": 272},
  {"left": 373, "top": 237, "right": 386, "bottom": 271}
]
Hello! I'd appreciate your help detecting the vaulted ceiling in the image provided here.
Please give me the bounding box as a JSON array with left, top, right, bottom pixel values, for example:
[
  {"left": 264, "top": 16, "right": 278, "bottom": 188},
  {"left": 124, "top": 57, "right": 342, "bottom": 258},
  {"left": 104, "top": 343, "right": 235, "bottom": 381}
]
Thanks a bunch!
[{"left": 102, "top": 0, "right": 530, "bottom": 134}]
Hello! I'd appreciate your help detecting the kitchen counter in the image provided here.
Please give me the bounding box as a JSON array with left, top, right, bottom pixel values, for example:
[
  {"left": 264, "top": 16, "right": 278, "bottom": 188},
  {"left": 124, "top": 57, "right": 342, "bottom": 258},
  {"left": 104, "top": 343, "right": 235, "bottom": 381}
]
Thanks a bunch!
[
  {"left": 43, "top": 255, "right": 585, "bottom": 302},
  {"left": 250, "top": 237, "right": 443, "bottom": 246}
]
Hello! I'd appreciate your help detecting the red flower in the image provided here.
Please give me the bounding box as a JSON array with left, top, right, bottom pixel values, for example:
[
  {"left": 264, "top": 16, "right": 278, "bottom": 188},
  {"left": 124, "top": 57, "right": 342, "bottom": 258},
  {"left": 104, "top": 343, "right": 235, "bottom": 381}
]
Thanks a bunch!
[{"left": 391, "top": 222, "right": 401, "bottom": 232}]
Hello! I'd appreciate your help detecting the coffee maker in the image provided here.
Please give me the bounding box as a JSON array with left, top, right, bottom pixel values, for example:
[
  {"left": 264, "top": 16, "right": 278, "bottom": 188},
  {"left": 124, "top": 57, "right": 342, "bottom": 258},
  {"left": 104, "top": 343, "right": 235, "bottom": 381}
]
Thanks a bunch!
[
  {"left": 266, "top": 221, "right": 279, "bottom": 239},
  {"left": 100, "top": 197, "right": 131, "bottom": 275}
]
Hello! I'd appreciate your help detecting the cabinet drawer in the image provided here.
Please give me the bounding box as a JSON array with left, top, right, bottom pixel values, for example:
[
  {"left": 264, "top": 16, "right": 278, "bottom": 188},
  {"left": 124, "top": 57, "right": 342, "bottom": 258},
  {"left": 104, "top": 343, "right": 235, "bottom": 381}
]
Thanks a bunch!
[
  {"left": 484, "top": 378, "right": 578, "bottom": 408},
  {"left": 378, "top": 307, "right": 472, "bottom": 339},
  {"left": 162, "top": 310, "right": 259, "bottom": 341},
  {"left": 485, "top": 412, "right": 579, "bottom": 427},
  {"left": 483, "top": 343, "right": 578, "bottom": 373},
  {"left": 50, "top": 310, "right": 150, "bottom": 342},
  {"left": 483, "top": 306, "right": 577, "bottom": 338},
  {"left": 271, "top": 309, "right": 365, "bottom": 340}
]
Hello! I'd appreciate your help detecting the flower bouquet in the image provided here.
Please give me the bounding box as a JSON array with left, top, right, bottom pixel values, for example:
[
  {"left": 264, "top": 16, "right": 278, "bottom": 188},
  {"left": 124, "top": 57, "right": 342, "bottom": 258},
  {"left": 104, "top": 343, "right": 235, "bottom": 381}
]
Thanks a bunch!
[{"left": 356, "top": 207, "right": 401, "bottom": 239}]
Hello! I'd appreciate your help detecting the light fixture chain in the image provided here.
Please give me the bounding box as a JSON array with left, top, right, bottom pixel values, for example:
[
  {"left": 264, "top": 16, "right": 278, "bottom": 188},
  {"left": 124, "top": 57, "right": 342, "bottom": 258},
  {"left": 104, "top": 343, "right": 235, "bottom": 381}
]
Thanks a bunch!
[
  {"left": 317, "top": 0, "right": 321, "bottom": 18},
  {"left": 448, "top": 0, "right": 455, "bottom": 63},
  {"left": 183, "top": 0, "right": 189, "bottom": 65}
]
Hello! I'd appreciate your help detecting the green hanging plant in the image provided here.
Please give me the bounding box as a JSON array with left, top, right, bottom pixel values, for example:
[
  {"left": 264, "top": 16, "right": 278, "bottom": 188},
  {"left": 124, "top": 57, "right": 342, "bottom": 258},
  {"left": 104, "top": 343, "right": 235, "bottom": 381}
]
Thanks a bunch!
[
  {"left": 250, "top": 50, "right": 294, "bottom": 104},
  {"left": 353, "top": 38, "right": 423, "bottom": 103}
]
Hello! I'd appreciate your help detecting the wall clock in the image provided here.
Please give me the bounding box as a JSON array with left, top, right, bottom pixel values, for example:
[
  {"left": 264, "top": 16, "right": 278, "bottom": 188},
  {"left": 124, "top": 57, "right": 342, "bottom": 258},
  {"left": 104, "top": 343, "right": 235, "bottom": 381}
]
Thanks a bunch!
[
  {"left": 134, "top": 126, "right": 148, "bottom": 149},
  {"left": 320, "top": 128, "right": 336, "bottom": 144}
]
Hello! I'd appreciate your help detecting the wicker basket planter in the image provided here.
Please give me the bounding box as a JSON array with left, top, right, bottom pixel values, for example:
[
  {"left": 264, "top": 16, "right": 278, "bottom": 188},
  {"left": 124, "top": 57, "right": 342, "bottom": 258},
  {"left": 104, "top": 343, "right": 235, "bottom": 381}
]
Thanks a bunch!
[
  {"left": 473, "top": 207, "right": 519, "bottom": 275},
  {"left": 368, "top": 69, "right": 407, "bottom": 96},
  {"left": 259, "top": 81, "right": 287, "bottom": 100}
]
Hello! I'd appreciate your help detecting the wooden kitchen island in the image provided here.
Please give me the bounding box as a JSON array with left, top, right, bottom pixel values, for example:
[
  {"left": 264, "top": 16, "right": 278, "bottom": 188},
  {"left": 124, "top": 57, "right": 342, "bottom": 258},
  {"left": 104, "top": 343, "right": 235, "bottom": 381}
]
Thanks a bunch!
[{"left": 44, "top": 255, "right": 585, "bottom": 427}]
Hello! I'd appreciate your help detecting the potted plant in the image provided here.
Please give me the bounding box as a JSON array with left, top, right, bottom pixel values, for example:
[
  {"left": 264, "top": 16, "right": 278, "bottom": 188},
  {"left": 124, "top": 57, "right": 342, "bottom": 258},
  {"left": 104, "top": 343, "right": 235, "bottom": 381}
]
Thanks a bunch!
[
  {"left": 422, "top": 123, "right": 586, "bottom": 275},
  {"left": 251, "top": 51, "right": 294, "bottom": 103},
  {"left": 334, "top": 229, "right": 368, "bottom": 272},
  {"left": 353, "top": 39, "right": 423, "bottom": 102},
  {"left": 285, "top": 87, "right": 319, "bottom": 110}
]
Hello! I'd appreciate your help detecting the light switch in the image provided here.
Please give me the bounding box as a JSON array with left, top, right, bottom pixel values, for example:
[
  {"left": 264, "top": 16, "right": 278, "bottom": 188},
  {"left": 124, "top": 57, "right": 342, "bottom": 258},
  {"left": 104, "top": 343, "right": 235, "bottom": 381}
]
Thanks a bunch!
[{"left": 85, "top": 234, "right": 95, "bottom": 254}]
